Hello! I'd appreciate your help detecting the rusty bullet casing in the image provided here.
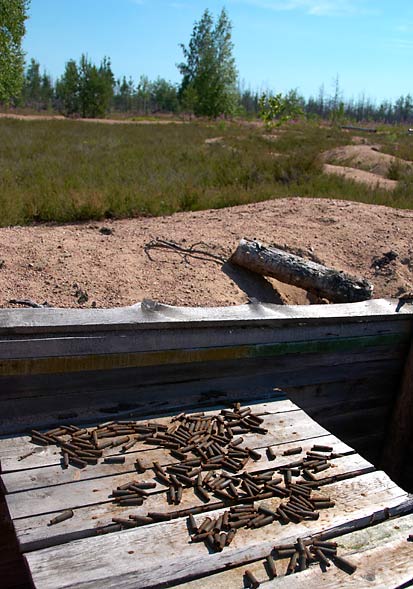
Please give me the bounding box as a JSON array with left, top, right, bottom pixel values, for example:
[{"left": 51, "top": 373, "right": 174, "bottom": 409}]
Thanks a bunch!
[
  {"left": 311, "top": 500, "right": 335, "bottom": 509},
  {"left": 226, "top": 528, "right": 236, "bottom": 545},
  {"left": 276, "top": 506, "right": 290, "bottom": 524},
  {"left": 48, "top": 509, "right": 74, "bottom": 526},
  {"left": 147, "top": 511, "right": 172, "bottom": 521},
  {"left": 104, "top": 456, "right": 125, "bottom": 464},
  {"left": 168, "top": 486, "right": 176, "bottom": 504},
  {"left": 191, "top": 531, "right": 213, "bottom": 542},
  {"left": 69, "top": 456, "right": 87, "bottom": 469},
  {"left": 332, "top": 555, "right": 357, "bottom": 574},
  {"left": 244, "top": 569, "right": 259, "bottom": 589},
  {"left": 312, "top": 444, "right": 333, "bottom": 452},
  {"left": 96, "top": 440, "right": 113, "bottom": 450},
  {"left": 266, "top": 554, "right": 277, "bottom": 578},
  {"left": 135, "top": 457, "right": 146, "bottom": 473},
  {"left": 118, "top": 498, "right": 144, "bottom": 506},
  {"left": 214, "top": 514, "right": 224, "bottom": 532},
  {"left": 258, "top": 505, "right": 278, "bottom": 519},
  {"left": 111, "top": 436, "right": 130, "bottom": 447},
  {"left": 283, "top": 446, "right": 302, "bottom": 456},
  {"left": 275, "top": 547, "right": 296, "bottom": 558},
  {"left": 128, "top": 515, "right": 154, "bottom": 524},
  {"left": 247, "top": 448, "right": 262, "bottom": 461},
  {"left": 112, "top": 517, "right": 137, "bottom": 528},
  {"left": 314, "top": 548, "right": 330, "bottom": 567},
  {"left": 313, "top": 463, "right": 330, "bottom": 473},
  {"left": 286, "top": 551, "right": 299, "bottom": 575},
  {"left": 253, "top": 515, "right": 274, "bottom": 528},
  {"left": 294, "top": 508, "right": 319, "bottom": 520},
  {"left": 189, "top": 513, "right": 198, "bottom": 533},
  {"left": 198, "top": 517, "right": 213, "bottom": 533}
]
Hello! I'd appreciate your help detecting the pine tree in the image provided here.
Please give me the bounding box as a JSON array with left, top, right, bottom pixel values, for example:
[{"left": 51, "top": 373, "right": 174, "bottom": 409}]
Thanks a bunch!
[
  {"left": 56, "top": 59, "right": 80, "bottom": 116},
  {"left": 178, "top": 8, "right": 238, "bottom": 118},
  {"left": 0, "top": 0, "right": 30, "bottom": 104},
  {"left": 23, "top": 58, "right": 41, "bottom": 107}
]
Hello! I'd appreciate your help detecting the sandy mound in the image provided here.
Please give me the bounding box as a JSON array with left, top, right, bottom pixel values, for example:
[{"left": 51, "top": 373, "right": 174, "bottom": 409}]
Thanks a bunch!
[
  {"left": 0, "top": 198, "right": 412, "bottom": 309},
  {"left": 323, "top": 164, "right": 398, "bottom": 190},
  {"left": 322, "top": 144, "right": 409, "bottom": 178}
]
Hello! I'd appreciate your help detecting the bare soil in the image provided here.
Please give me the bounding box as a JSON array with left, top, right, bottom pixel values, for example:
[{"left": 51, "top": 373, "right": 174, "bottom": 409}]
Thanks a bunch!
[
  {"left": 323, "top": 164, "right": 398, "bottom": 190},
  {"left": 322, "top": 144, "right": 412, "bottom": 190},
  {"left": 1, "top": 197, "right": 412, "bottom": 309}
]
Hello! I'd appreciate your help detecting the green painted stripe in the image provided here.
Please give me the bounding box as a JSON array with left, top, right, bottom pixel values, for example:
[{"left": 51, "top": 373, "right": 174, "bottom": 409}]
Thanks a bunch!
[{"left": 0, "top": 332, "right": 407, "bottom": 377}]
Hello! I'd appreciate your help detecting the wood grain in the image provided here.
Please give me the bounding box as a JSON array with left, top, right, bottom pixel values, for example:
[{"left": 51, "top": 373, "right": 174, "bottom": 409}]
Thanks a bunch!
[{"left": 25, "top": 471, "right": 408, "bottom": 589}]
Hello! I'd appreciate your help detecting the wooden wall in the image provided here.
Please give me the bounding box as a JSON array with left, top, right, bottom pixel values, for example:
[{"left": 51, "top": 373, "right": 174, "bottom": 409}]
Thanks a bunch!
[{"left": 0, "top": 299, "right": 412, "bottom": 588}]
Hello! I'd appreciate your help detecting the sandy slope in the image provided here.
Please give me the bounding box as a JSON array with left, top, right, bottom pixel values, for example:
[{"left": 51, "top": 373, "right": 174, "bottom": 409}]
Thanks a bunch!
[{"left": 0, "top": 197, "right": 412, "bottom": 309}]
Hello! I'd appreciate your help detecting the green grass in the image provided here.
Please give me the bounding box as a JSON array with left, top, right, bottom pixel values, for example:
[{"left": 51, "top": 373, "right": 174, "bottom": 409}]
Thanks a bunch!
[{"left": 0, "top": 118, "right": 412, "bottom": 227}]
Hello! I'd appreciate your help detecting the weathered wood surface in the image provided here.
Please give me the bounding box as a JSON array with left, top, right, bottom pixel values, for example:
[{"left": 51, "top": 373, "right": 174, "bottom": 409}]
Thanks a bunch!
[
  {"left": 230, "top": 239, "right": 374, "bottom": 303},
  {"left": 24, "top": 471, "right": 410, "bottom": 589},
  {"left": 14, "top": 453, "right": 373, "bottom": 553},
  {"left": 3, "top": 397, "right": 412, "bottom": 589},
  {"left": 0, "top": 344, "right": 405, "bottom": 436},
  {"left": 1, "top": 318, "right": 410, "bottom": 361},
  {"left": 0, "top": 398, "right": 294, "bottom": 473},
  {"left": 11, "top": 441, "right": 368, "bottom": 552},
  {"left": 1, "top": 298, "right": 412, "bottom": 335},
  {"left": 179, "top": 513, "right": 413, "bottom": 588},
  {"left": 382, "top": 337, "right": 413, "bottom": 482},
  {"left": 1, "top": 431, "right": 351, "bottom": 494},
  {"left": 5, "top": 409, "right": 331, "bottom": 520}
]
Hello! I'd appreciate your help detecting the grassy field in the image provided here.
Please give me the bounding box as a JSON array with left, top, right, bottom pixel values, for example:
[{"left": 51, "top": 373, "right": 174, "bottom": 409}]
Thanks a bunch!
[{"left": 1, "top": 118, "right": 413, "bottom": 227}]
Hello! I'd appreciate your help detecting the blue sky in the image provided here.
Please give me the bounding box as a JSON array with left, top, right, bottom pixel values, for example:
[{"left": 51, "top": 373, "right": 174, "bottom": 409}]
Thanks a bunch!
[{"left": 23, "top": 0, "right": 413, "bottom": 103}]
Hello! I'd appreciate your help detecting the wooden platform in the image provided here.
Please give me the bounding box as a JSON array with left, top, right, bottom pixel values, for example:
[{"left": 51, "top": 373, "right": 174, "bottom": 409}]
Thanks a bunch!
[{"left": 1, "top": 396, "right": 412, "bottom": 589}]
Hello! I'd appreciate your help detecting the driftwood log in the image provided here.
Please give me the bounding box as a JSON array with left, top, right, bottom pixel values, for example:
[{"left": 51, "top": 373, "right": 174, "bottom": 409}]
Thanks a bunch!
[{"left": 230, "top": 239, "right": 373, "bottom": 303}]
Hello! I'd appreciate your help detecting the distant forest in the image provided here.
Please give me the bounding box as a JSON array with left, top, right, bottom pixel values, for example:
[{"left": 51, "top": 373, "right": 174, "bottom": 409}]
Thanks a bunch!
[{"left": 16, "top": 55, "right": 413, "bottom": 125}]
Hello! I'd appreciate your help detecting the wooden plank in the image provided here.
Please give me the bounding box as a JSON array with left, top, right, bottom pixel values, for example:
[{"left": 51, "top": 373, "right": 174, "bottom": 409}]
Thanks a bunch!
[
  {"left": 0, "top": 353, "right": 404, "bottom": 435},
  {"left": 0, "top": 398, "right": 295, "bottom": 473},
  {"left": 5, "top": 409, "right": 331, "bottom": 520},
  {"left": 24, "top": 471, "right": 409, "bottom": 589},
  {"left": 179, "top": 513, "right": 413, "bottom": 588},
  {"left": 3, "top": 426, "right": 342, "bottom": 494},
  {"left": 381, "top": 338, "right": 413, "bottom": 481},
  {"left": 1, "top": 318, "right": 409, "bottom": 360},
  {"left": 12, "top": 438, "right": 364, "bottom": 552},
  {"left": 0, "top": 333, "right": 406, "bottom": 378},
  {"left": 1, "top": 298, "right": 412, "bottom": 336},
  {"left": 262, "top": 515, "right": 413, "bottom": 588}
]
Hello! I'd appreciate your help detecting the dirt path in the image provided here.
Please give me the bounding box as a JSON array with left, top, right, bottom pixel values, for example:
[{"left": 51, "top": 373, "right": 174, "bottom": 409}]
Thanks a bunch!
[
  {"left": 0, "top": 197, "right": 412, "bottom": 309},
  {"left": 0, "top": 113, "right": 183, "bottom": 124}
]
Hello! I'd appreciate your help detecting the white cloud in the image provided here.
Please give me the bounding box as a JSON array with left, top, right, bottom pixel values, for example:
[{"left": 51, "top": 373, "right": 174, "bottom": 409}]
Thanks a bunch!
[{"left": 230, "top": 0, "right": 376, "bottom": 17}]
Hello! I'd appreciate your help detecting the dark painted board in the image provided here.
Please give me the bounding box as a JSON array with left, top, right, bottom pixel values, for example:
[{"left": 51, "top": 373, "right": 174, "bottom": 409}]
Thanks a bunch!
[{"left": 0, "top": 355, "right": 403, "bottom": 434}]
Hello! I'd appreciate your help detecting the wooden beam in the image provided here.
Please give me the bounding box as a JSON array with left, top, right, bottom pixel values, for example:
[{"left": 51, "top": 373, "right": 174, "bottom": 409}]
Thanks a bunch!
[{"left": 381, "top": 337, "right": 413, "bottom": 482}]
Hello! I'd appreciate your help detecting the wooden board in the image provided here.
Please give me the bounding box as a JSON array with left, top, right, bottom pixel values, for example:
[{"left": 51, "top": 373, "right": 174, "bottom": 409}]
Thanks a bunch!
[
  {"left": 24, "top": 471, "right": 410, "bottom": 589},
  {"left": 179, "top": 513, "right": 413, "bottom": 589},
  {"left": 0, "top": 398, "right": 295, "bottom": 473},
  {"left": 2, "top": 397, "right": 411, "bottom": 589},
  {"left": 13, "top": 438, "right": 368, "bottom": 552}
]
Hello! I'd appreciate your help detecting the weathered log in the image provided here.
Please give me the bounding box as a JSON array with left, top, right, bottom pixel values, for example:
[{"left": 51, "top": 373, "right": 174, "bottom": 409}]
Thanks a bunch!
[{"left": 229, "top": 239, "right": 373, "bottom": 303}]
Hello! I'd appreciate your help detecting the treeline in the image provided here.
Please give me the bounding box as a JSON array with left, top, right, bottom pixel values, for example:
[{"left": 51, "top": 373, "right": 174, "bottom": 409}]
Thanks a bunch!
[{"left": 17, "top": 54, "right": 413, "bottom": 125}]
